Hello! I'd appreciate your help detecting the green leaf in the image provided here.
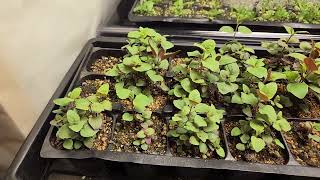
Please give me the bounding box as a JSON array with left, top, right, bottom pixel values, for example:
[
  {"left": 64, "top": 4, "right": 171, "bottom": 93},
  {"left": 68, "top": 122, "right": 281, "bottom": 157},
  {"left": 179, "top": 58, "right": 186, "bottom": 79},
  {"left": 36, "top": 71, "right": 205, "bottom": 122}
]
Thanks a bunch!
[
  {"left": 73, "top": 141, "right": 82, "bottom": 149},
  {"left": 194, "top": 103, "right": 210, "bottom": 113},
  {"left": 173, "top": 85, "right": 186, "bottom": 97},
  {"left": 105, "top": 66, "right": 120, "bottom": 76},
  {"left": 159, "top": 60, "right": 169, "bottom": 70},
  {"left": 197, "top": 131, "right": 208, "bottom": 142},
  {"left": 217, "top": 82, "right": 238, "bottom": 95},
  {"left": 270, "top": 71, "right": 287, "bottom": 81},
  {"left": 284, "top": 25, "right": 295, "bottom": 35},
  {"left": 63, "top": 139, "right": 73, "bottom": 150},
  {"left": 250, "top": 119, "right": 265, "bottom": 135},
  {"left": 189, "top": 136, "right": 200, "bottom": 145},
  {"left": 189, "top": 90, "right": 201, "bottom": 103},
  {"left": 194, "top": 115, "right": 207, "bottom": 127},
  {"left": 173, "top": 99, "right": 185, "bottom": 110},
  {"left": 219, "top": 26, "right": 234, "bottom": 33},
  {"left": 184, "top": 122, "right": 200, "bottom": 133},
  {"left": 216, "top": 147, "right": 225, "bottom": 158},
  {"left": 259, "top": 105, "right": 277, "bottom": 122},
  {"left": 145, "top": 128, "right": 155, "bottom": 136},
  {"left": 219, "top": 55, "right": 237, "bottom": 65},
  {"left": 247, "top": 67, "right": 267, "bottom": 78},
  {"left": 133, "top": 140, "right": 141, "bottom": 146},
  {"left": 83, "top": 137, "right": 95, "bottom": 148},
  {"left": 141, "top": 144, "right": 148, "bottom": 150},
  {"left": 308, "top": 134, "right": 320, "bottom": 142},
  {"left": 202, "top": 57, "right": 220, "bottom": 72},
  {"left": 137, "top": 130, "right": 146, "bottom": 138},
  {"left": 56, "top": 124, "right": 75, "bottom": 139},
  {"left": 240, "top": 134, "right": 250, "bottom": 143},
  {"left": 231, "top": 93, "right": 243, "bottom": 104},
  {"left": 80, "top": 124, "right": 97, "bottom": 137},
  {"left": 199, "top": 142, "right": 208, "bottom": 154},
  {"left": 68, "top": 88, "right": 82, "bottom": 99},
  {"left": 126, "top": 46, "right": 139, "bottom": 55},
  {"left": 190, "top": 70, "right": 205, "bottom": 84},
  {"left": 87, "top": 95, "right": 98, "bottom": 103},
  {"left": 161, "top": 40, "right": 174, "bottom": 50},
  {"left": 91, "top": 102, "right": 105, "bottom": 113},
  {"left": 285, "top": 71, "right": 300, "bottom": 82},
  {"left": 310, "top": 85, "right": 320, "bottom": 94},
  {"left": 123, "top": 55, "right": 141, "bottom": 66},
  {"left": 180, "top": 78, "right": 193, "bottom": 92},
  {"left": 133, "top": 63, "right": 152, "bottom": 72},
  {"left": 251, "top": 136, "right": 266, "bottom": 152},
  {"left": 122, "top": 113, "right": 134, "bottom": 121},
  {"left": 231, "top": 127, "right": 241, "bottom": 136},
  {"left": 133, "top": 94, "right": 152, "bottom": 113},
  {"left": 97, "top": 84, "right": 109, "bottom": 95},
  {"left": 241, "top": 93, "right": 258, "bottom": 105},
  {"left": 75, "top": 98, "right": 90, "bottom": 110},
  {"left": 67, "top": 110, "right": 80, "bottom": 124},
  {"left": 53, "top": 97, "right": 74, "bottom": 106},
  {"left": 101, "top": 100, "right": 112, "bottom": 111},
  {"left": 300, "top": 41, "right": 312, "bottom": 51},
  {"left": 262, "top": 134, "right": 273, "bottom": 144},
  {"left": 89, "top": 115, "right": 103, "bottom": 130},
  {"left": 258, "top": 82, "right": 277, "bottom": 100},
  {"left": 287, "top": 83, "right": 309, "bottom": 99},
  {"left": 146, "top": 70, "right": 164, "bottom": 82},
  {"left": 179, "top": 134, "right": 189, "bottom": 141},
  {"left": 118, "top": 64, "right": 132, "bottom": 74},
  {"left": 115, "top": 84, "right": 132, "bottom": 100},
  {"left": 238, "top": 26, "right": 252, "bottom": 34},
  {"left": 274, "top": 139, "right": 285, "bottom": 149},
  {"left": 288, "top": 53, "right": 306, "bottom": 61},
  {"left": 236, "top": 143, "right": 246, "bottom": 151},
  {"left": 69, "top": 120, "right": 86, "bottom": 132}
]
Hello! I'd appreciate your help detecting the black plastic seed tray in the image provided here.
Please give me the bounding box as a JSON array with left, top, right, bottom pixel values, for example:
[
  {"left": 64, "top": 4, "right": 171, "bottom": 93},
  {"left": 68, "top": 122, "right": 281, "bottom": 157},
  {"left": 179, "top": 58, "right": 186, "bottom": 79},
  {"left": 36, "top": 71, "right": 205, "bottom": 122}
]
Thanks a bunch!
[
  {"left": 128, "top": 0, "right": 320, "bottom": 30},
  {"left": 39, "top": 37, "right": 320, "bottom": 178}
]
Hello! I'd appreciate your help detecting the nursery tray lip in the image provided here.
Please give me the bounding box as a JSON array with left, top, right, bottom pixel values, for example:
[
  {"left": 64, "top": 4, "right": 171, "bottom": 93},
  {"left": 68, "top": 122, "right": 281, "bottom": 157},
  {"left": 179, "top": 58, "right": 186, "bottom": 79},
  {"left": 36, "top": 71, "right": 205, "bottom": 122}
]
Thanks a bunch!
[
  {"left": 40, "top": 38, "right": 320, "bottom": 178},
  {"left": 128, "top": 0, "right": 320, "bottom": 30}
]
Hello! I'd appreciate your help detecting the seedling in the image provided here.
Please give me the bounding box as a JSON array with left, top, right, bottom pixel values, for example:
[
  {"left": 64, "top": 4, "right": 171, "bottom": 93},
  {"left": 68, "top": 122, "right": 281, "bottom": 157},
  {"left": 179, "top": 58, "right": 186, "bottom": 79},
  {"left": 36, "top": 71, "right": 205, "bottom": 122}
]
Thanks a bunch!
[
  {"left": 168, "top": 89, "right": 225, "bottom": 158},
  {"left": 309, "top": 122, "right": 320, "bottom": 142},
  {"left": 50, "top": 84, "right": 112, "bottom": 150}
]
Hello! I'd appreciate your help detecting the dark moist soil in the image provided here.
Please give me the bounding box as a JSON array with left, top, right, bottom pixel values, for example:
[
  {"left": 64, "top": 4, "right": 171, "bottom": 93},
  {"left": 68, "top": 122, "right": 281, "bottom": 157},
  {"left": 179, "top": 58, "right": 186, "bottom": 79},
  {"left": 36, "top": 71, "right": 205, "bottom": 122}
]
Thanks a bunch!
[
  {"left": 89, "top": 56, "right": 120, "bottom": 74},
  {"left": 284, "top": 121, "right": 320, "bottom": 167},
  {"left": 80, "top": 78, "right": 115, "bottom": 100},
  {"left": 224, "top": 121, "right": 288, "bottom": 164},
  {"left": 111, "top": 115, "right": 167, "bottom": 155},
  {"left": 50, "top": 114, "right": 113, "bottom": 150},
  {"left": 284, "top": 93, "right": 320, "bottom": 119}
]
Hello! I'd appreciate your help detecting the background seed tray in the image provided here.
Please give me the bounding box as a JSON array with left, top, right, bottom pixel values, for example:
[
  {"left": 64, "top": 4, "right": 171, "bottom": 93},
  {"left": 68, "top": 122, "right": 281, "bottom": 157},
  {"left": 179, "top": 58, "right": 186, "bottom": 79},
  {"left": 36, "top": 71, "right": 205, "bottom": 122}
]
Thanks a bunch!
[
  {"left": 40, "top": 38, "right": 320, "bottom": 177},
  {"left": 128, "top": 0, "right": 320, "bottom": 30}
]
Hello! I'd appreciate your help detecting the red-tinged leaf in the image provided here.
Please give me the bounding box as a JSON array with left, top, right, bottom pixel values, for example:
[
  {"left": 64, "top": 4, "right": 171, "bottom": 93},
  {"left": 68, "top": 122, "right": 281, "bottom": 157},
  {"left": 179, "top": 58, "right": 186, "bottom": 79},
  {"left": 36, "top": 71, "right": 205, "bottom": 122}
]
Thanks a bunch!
[
  {"left": 163, "top": 50, "right": 181, "bottom": 60},
  {"left": 266, "top": 68, "right": 272, "bottom": 82},
  {"left": 159, "top": 48, "right": 165, "bottom": 60},
  {"left": 257, "top": 90, "right": 269, "bottom": 102},
  {"left": 145, "top": 138, "right": 152, "bottom": 145},
  {"left": 304, "top": 57, "right": 318, "bottom": 72},
  {"left": 310, "top": 50, "right": 319, "bottom": 59},
  {"left": 148, "top": 39, "right": 157, "bottom": 57}
]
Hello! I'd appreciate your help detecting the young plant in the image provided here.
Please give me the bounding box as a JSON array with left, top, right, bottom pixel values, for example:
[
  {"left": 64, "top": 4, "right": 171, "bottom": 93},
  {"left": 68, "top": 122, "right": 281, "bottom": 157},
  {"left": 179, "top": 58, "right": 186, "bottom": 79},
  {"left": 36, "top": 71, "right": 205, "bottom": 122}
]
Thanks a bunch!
[
  {"left": 230, "top": 83, "right": 291, "bottom": 152},
  {"left": 122, "top": 111, "right": 155, "bottom": 150},
  {"left": 168, "top": 89, "right": 226, "bottom": 158},
  {"left": 309, "top": 122, "right": 320, "bottom": 143},
  {"left": 50, "top": 84, "right": 112, "bottom": 150},
  {"left": 256, "top": 0, "right": 291, "bottom": 22},
  {"left": 293, "top": 0, "right": 320, "bottom": 24},
  {"left": 106, "top": 27, "right": 176, "bottom": 92},
  {"left": 134, "top": 0, "right": 160, "bottom": 16},
  {"left": 168, "top": 0, "right": 192, "bottom": 17}
]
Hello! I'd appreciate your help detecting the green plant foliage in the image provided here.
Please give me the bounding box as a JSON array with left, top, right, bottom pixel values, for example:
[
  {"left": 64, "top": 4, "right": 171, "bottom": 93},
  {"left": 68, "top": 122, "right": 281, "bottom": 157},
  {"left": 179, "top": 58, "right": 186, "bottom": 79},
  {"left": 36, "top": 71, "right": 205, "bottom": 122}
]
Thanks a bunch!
[
  {"left": 168, "top": 90, "right": 225, "bottom": 158},
  {"left": 51, "top": 84, "right": 112, "bottom": 150}
]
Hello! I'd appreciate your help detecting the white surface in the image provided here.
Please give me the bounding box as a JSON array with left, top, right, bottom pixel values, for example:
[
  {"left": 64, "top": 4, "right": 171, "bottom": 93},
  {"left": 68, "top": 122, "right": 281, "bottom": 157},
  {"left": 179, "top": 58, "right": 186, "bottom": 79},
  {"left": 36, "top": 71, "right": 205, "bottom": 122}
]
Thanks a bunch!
[{"left": 0, "top": 0, "right": 117, "bottom": 137}]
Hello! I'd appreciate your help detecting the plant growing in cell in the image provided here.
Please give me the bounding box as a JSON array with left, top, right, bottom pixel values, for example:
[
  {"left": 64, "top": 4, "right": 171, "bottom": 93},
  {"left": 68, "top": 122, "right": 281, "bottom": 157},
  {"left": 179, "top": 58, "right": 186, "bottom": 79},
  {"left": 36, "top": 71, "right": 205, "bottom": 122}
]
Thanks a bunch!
[
  {"left": 168, "top": 0, "right": 192, "bottom": 17},
  {"left": 106, "top": 27, "right": 177, "bottom": 92},
  {"left": 134, "top": 0, "right": 161, "bottom": 16},
  {"left": 50, "top": 84, "right": 112, "bottom": 150},
  {"left": 230, "top": 82, "right": 291, "bottom": 152},
  {"left": 168, "top": 89, "right": 225, "bottom": 158},
  {"left": 308, "top": 122, "right": 320, "bottom": 142},
  {"left": 170, "top": 39, "right": 240, "bottom": 102}
]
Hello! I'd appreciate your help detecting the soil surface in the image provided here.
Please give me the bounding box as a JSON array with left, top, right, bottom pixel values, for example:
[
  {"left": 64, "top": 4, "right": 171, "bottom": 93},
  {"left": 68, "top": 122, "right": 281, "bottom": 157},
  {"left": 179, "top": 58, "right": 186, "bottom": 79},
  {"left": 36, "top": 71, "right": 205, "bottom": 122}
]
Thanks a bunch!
[
  {"left": 284, "top": 93, "right": 320, "bottom": 119},
  {"left": 50, "top": 113, "right": 113, "bottom": 150},
  {"left": 93, "top": 114, "right": 113, "bottom": 150},
  {"left": 89, "top": 56, "right": 120, "bottom": 74},
  {"left": 111, "top": 115, "right": 167, "bottom": 155},
  {"left": 224, "top": 121, "right": 288, "bottom": 164},
  {"left": 284, "top": 121, "right": 320, "bottom": 167},
  {"left": 80, "top": 78, "right": 115, "bottom": 99}
]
